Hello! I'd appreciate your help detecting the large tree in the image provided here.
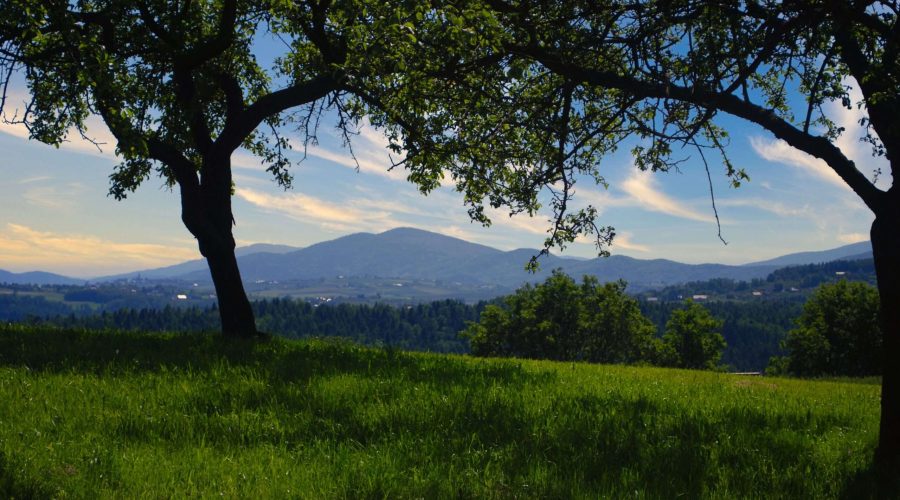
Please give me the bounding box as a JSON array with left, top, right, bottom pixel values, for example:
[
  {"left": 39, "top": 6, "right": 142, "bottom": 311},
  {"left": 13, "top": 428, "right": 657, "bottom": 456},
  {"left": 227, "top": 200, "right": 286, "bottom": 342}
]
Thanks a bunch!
[
  {"left": 465, "top": 270, "right": 657, "bottom": 364},
  {"left": 359, "top": 0, "right": 900, "bottom": 466},
  {"left": 0, "top": 1, "right": 553, "bottom": 337},
  {"left": 777, "top": 280, "right": 882, "bottom": 377},
  {"left": 0, "top": 0, "right": 378, "bottom": 336}
]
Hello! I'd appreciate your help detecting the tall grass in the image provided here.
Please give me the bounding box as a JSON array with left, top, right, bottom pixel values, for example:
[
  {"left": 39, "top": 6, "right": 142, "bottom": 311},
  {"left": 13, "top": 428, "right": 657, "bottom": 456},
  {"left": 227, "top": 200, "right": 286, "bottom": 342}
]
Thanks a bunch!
[{"left": 0, "top": 324, "right": 889, "bottom": 498}]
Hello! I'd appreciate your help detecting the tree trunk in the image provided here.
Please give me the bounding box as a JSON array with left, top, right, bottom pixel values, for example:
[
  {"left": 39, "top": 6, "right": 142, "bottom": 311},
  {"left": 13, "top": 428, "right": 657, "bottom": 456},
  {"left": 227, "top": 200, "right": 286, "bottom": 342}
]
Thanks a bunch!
[
  {"left": 178, "top": 154, "right": 258, "bottom": 339},
  {"left": 204, "top": 242, "right": 258, "bottom": 338},
  {"left": 871, "top": 214, "right": 900, "bottom": 467}
]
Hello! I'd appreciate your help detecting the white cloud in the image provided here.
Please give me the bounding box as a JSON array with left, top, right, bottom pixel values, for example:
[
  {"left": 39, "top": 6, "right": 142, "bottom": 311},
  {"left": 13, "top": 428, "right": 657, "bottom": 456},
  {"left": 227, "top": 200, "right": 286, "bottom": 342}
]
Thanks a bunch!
[
  {"left": 838, "top": 232, "right": 868, "bottom": 244},
  {"left": 749, "top": 135, "right": 848, "bottom": 190},
  {"left": 619, "top": 170, "right": 716, "bottom": 223},
  {"left": 306, "top": 145, "right": 407, "bottom": 181},
  {"left": 748, "top": 77, "right": 890, "bottom": 192},
  {"left": 610, "top": 232, "right": 650, "bottom": 253},
  {"left": 231, "top": 151, "right": 268, "bottom": 172},
  {"left": 21, "top": 182, "right": 90, "bottom": 210},
  {"left": 0, "top": 223, "right": 198, "bottom": 277},
  {"left": 0, "top": 106, "right": 117, "bottom": 159},
  {"left": 717, "top": 198, "right": 811, "bottom": 218},
  {"left": 486, "top": 208, "right": 550, "bottom": 236},
  {"left": 235, "top": 187, "right": 405, "bottom": 232},
  {"left": 18, "top": 175, "right": 52, "bottom": 184}
]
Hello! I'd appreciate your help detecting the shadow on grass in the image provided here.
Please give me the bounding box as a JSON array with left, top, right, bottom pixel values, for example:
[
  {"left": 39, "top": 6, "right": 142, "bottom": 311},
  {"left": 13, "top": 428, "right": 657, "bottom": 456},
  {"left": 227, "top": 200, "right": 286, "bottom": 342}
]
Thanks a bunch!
[
  {"left": 839, "top": 458, "right": 900, "bottom": 499},
  {"left": 0, "top": 324, "right": 552, "bottom": 387},
  {"left": 0, "top": 451, "right": 53, "bottom": 499},
  {"left": 0, "top": 325, "right": 880, "bottom": 497}
]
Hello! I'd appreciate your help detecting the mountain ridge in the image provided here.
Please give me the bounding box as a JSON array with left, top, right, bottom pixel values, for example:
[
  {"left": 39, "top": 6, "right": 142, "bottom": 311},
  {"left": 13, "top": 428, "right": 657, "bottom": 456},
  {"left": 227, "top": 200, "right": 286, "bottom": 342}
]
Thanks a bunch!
[
  {"left": 103, "top": 228, "right": 874, "bottom": 293},
  {"left": 2, "top": 228, "right": 875, "bottom": 289}
]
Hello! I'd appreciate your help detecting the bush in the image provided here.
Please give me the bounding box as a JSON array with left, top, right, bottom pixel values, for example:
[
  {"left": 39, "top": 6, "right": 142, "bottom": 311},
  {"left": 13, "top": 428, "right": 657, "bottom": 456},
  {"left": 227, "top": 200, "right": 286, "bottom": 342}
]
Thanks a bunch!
[
  {"left": 659, "top": 300, "right": 725, "bottom": 370},
  {"left": 772, "top": 280, "right": 881, "bottom": 377},
  {"left": 465, "top": 270, "right": 658, "bottom": 364}
]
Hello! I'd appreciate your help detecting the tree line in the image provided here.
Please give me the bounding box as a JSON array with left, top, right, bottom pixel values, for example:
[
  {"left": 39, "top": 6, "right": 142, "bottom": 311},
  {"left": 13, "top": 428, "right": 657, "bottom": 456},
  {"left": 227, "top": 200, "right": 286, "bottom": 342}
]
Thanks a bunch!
[
  {"left": 4, "top": 273, "right": 882, "bottom": 375},
  {"left": 465, "top": 271, "right": 726, "bottom": 370},
  {"left": 25, "top": 299, "right": 482, "bottom": 354}
]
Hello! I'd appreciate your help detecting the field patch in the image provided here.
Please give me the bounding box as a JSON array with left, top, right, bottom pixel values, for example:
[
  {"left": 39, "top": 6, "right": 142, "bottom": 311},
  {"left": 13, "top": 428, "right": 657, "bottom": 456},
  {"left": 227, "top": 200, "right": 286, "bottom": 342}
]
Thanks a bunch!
[{"left": 0, "top": 325, "right": 889, "bottom": 498}]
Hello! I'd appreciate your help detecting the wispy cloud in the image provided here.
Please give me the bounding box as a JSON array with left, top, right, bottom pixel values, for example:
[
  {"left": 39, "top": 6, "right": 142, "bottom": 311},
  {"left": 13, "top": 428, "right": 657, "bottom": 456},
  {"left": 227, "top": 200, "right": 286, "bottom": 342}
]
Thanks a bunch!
[
  {"left": 21, "top": 182, "right": 89, "bottom": 210},
  {"left": 619, "top": 170, "right": 716, "bottom": 223},
  {"left": 749, "top": 136, "right": 848, "bottom": 189},
  {"left": 18, "top": 175, "right": 52, "bottom": 184},
  {"left": 486, "top": 208, "right": 550, "bottom": 236},
  {"left": 574, "top": 171, "right": 716, "bottom": 224},
  {"left": 748, "top": 77, "right": 890, "bottom": 191},
  {"left": 235, "top": 187, "right": 405, "bottom": 232},
  {"left": 301, "top": 121, "right": 411, "bottom": 182},
  {"left": 610, "top": 232, "right": 650, "bottom": 253},
  {"left": 717, "top": 198, "right": 811, "bottom": 218},
  {"left": 0, "top": 223, "right": 198, "bottom": 277},
  {"left": 838, "top": 232, "right": 868, "bottom": 244},
  {"left": 0, "top": 104, "right": 117, "bottom": 159}
]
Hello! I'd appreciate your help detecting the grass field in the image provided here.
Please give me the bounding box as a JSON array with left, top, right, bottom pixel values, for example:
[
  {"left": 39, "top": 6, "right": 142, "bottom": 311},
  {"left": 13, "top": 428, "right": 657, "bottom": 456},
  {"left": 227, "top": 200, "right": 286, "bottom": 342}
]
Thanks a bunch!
[{"left": 0, "top": 324, "right": 892, "bottom": 498}]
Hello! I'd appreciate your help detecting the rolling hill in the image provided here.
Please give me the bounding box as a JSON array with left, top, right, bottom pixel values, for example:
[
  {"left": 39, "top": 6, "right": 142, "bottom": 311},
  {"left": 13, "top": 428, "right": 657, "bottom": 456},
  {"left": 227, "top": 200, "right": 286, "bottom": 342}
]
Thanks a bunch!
[
  {"left": 3, "top": 228, "right": 874, "bottom": 291},
  {"left": 106, "top": 227, "right": 872, "bottom": 293}
]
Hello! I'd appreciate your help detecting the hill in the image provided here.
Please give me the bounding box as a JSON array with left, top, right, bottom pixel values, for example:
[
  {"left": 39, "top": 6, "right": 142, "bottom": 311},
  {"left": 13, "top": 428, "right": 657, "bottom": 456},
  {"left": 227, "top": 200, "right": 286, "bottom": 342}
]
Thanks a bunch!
[
  {"left": 97, "top": 242, "right": 300, "bottom": 281},
  {"left": 0, "top": 269, "right": 84, "bottom": 286},
  {"left": 0, "top": 326, "right": 888, "bottom": 498},
  {"left": 4, "top": 229, "right": 875, "bottom": 297},
  {"left": 108, "top": 228, "right": 873, "bottom": 296},
  {"left": 744, "top": 241, "right": 871, "bottom": 267}
]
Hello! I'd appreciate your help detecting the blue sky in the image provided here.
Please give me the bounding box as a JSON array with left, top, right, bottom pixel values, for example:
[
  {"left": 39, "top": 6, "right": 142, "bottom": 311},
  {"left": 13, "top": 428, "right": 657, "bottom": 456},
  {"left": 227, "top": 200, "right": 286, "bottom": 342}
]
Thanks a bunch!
[{"left": 0, "top": 78, "right": 884, "bottom": 278}]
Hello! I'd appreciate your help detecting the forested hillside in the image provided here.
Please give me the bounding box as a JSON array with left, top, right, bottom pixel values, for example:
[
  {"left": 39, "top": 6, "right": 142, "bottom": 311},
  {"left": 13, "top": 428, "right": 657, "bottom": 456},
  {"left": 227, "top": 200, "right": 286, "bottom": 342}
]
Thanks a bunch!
[{"left": 1, "top": 259, "right": 875, "bottom": 371}]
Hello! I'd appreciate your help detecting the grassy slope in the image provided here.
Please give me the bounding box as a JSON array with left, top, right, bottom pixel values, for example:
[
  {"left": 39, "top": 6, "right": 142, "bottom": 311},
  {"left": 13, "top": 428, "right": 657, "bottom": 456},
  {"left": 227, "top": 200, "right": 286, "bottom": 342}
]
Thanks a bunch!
[{"left": 0, "top": 325, "right": 888, "bottom": 498}]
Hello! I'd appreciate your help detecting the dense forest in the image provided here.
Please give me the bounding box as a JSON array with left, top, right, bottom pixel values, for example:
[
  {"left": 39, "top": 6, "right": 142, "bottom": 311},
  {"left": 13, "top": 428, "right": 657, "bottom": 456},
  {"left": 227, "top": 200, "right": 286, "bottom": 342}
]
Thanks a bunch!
[
  {"left": 4, "top": 292, "right": 795, "bottom": 370},
  {"left": 17, "top": 299, "right": 485, "bottom": 354},
  {"left": 640, "top": 300, "right": 801, "bottom": 372},
  {"left": 0, "top": 259, "right": 877, "bottom": 371}
]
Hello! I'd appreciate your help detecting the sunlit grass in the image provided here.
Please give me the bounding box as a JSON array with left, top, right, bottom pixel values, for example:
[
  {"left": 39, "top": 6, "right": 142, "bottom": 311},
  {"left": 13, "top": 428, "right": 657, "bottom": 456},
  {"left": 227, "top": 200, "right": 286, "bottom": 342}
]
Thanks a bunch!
[{"left": 0, "top": 324, "right": 889, "bottom": 498}]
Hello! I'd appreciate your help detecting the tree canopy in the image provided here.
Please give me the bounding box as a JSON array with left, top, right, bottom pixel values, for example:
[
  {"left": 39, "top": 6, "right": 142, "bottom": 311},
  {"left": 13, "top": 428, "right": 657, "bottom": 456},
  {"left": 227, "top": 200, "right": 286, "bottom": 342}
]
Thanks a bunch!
[
  {"left": 365, "top": 0, "right": 900, "bottom": 466},
  {"left": 465, "top": 271, "right": 662, "bottom": 365},
  {"left": 772, "top": 280, "right": 882, "bottom": 377},
  {"left": 659, "top": 300, "right": 726, "bottom": 370}
]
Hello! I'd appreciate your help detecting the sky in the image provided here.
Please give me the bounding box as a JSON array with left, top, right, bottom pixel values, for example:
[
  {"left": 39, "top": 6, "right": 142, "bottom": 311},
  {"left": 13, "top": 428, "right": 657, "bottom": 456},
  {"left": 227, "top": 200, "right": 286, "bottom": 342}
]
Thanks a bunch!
[{"left": 0, "top": 74, "right": 886, "bottom": 278}]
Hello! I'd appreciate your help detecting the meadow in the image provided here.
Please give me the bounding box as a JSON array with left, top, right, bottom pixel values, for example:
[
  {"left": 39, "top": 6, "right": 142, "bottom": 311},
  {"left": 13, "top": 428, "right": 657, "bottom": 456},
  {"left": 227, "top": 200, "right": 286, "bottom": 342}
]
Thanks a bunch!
[{"left": 0, "top": 324, "right": 890, "bottom": 498}]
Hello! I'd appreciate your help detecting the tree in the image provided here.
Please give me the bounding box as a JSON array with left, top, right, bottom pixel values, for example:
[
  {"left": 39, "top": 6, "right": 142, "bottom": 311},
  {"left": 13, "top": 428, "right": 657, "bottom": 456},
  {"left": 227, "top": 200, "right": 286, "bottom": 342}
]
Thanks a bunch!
[
  {"left": 465, "top": 270, "right": 657, "bottom": 364},
  {"left": 660, "top": 300, "right": 726, "bottom": 370},
  {"left": 363, "top": 0, "right": 900, "bottom": 465},
  {"left": 775, "top": 280, "right": 882, "bottom": 377},
  {"left": 0, "top": 1, "right": 542, "bottom": 337},
  {"left": 0, "top": 0, "right": 360, "bottom": 336}
]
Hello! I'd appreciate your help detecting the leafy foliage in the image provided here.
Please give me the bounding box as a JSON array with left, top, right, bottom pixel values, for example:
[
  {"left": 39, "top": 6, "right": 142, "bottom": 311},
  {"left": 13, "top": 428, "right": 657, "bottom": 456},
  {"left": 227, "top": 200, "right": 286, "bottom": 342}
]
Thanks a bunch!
[
  {"left": 28, "top": 298, "right": 483, "bottom": 354},
  {"left": 642, "top": 299, "right": 800, "bottom": 372},
  {"left": 465, "top": 270, "right": 660, "bottom": 365},
  {"left": 659, "top": 300, "right": 726, "bottom": 370},
  {"left": 771, "top": 280, "right": 882, "bottom": 377}
]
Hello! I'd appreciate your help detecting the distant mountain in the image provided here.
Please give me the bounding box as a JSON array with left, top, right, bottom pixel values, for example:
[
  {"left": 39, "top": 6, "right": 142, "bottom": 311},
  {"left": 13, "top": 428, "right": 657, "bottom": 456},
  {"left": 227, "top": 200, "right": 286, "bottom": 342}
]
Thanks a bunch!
[
  {"left": 94, "top": 228, "right": 878, "bottom": 295},
  {"left": 148, "top": 227, "right": 782, "bottom": 292},
  {"left": 743, "top": 241, "right": 871, "bottom": 267},
  {"left": 235, "top": 243, "right": 300, "bottom": 257},
  {"left": 177, "top": 227, "right": 504, "bottom": 283},
  {"left": 0, "top": 269, "right": 84, "bottom": 286},
  {"left": 96, "top": 242, "right": 301, "bottom": 281}
]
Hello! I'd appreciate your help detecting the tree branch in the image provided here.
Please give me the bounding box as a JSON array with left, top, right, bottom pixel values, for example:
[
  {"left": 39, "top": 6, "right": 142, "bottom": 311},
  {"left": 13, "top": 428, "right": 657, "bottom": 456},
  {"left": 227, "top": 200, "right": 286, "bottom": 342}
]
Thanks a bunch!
[
  {"left": 521, "top": 46, "right": 888, "bottom": 214},
  {"left": 178, "top": 0, "right": 237, "bottom": 70},
  {"left": 215, "top": 75, "right": 338, "bottom": 155}
]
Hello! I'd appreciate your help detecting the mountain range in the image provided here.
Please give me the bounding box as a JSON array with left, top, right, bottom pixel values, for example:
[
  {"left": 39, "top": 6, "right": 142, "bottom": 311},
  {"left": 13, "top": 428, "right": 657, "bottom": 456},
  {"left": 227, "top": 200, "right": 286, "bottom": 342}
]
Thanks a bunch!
[{"left": 1, "top": 228, "right": 874, "bottom": 292}]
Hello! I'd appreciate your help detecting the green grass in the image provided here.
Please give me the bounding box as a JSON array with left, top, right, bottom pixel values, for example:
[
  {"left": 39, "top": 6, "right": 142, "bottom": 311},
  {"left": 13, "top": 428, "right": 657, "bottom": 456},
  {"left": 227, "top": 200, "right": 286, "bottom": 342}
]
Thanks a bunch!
[{"left": 0, "top": 324, "right": 892, "bottom": 498}]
